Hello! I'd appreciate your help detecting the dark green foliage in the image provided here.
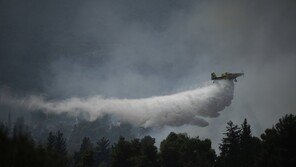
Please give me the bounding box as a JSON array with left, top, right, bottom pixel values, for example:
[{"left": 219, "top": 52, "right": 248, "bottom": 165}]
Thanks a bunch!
[
  {"left": 217, "top": 116, "right": 296, "bottom": 167},
  {"left": 111, "top": 136, "right": 133, "bottom": 167},
  {"left": 160, "top": 133, "right": 186, "bottom": 167},
  {"left": 94, "top": 137, "right": 111, "bottom": 166},
  {"left": 111, "top": 136, "right": 159, "bottom": 167},
  {"left": 257, "top": 114, "right": 296, "bottom": 167},
  {"left": 139, "top": 136, "right": 159, "bottom": 167},
  {"left": 0, "top": 114, "right": 295, "bottom": 167},
  {"left": 0, "top": 123, "right": 10, "bottom": 166},
  {"left": 74, "top": 137, "right": 94, "bottom": 167},
  {"left": 0, "top": 119, "right": 59, "bottom": 167},
  {"left": 47, "top": 132, "right": 55, "bottom": 151},
  {"left": 46, "top": 131, "right": 69, "bottom": 167},
  {"left": 55, "top": 131, "right": 68, "bottom": 156},
  {"left": 217, "top": 119, "right": 262, "bottom": 167},
  {"left": 217, "top": 121, "right": 241, "bottom": 167},
  {"left": 160, "top": 132, "right": 216, "bottom": 167},
  {"left": 239, "top": 119, "right": 261, "bottom": 167}
]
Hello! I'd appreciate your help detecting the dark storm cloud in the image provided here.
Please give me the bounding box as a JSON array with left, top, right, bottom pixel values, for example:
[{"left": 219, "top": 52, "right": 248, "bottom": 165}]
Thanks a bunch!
[
  {"left": 1, "top": 0, "right": 296, "bottom": 149},
  {"left": 0, "top": 0, "right": 196, "bottom": 96},
  {"left": 0, "top": 0, "right": 82, "bottom": 93}
]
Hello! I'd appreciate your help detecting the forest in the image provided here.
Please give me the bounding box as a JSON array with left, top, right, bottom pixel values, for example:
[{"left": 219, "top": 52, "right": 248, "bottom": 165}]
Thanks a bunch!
[{"left": 0, "top": 114, "right": 295, "bottom": 167}]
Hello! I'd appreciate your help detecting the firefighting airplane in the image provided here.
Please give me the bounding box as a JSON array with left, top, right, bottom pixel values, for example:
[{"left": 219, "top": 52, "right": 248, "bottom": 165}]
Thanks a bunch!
[{"left": 211, "top": 72, "right": 244, "bottom": 82}]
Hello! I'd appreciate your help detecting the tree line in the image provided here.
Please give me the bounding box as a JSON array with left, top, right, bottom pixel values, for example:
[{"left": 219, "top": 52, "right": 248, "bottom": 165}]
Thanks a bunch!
[{"left": 0, "top": 114, "right": 295, "bottom": 167}]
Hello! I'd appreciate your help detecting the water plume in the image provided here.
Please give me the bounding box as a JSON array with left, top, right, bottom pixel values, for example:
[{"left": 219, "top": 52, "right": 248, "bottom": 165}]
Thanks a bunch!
[{"left": 0, "top": 80, "right": 234, "bottom": 128}]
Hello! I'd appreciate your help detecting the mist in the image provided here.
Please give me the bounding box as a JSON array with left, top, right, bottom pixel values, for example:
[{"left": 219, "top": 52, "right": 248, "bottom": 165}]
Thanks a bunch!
[{"left": 0, "top": 80, "right": 234, "bottom": 128}]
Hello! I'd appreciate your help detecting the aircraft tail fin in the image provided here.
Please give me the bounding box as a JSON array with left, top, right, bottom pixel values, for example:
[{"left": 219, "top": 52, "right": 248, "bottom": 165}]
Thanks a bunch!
[{"left": 211, "top": 72, "right": 217, "bottom": 80}]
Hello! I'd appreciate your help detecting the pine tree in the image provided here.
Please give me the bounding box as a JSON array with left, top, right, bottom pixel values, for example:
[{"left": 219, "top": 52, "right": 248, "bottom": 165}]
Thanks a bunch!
[
  {"left": 0, "top": 123, "right": 10, "bottom": 166},
  {"left": 160, "top": 132, "right": 185, "bottom": 167},
  {"left": 239, "top": 119, "right": 261, "bottom": 167},
  {"left": 46, "top": 131, "right": 68, "bottom": 166},
  {"left": 46, "top": 132, "right": 55, "bottom": 152},
  {"left": 259, "top": 114, "right": 296, "bottom": 167},
  {"left": 75, "top": 137, "right": 94, "bottom": 167},
  {"left": 218, "top": 121, "right": 241, "bottom": 167},
  {"left": 94, "top": 137, "right": 110, "bottom": 166},
  {"left": 111, "top": 136, "right": 133, "bottom": 167},
  {"left": 140, "top": 136, "right": 158, "bottom": 167},
  {"left": 55, "top": 131, "right": 67, "bottom": 157}
]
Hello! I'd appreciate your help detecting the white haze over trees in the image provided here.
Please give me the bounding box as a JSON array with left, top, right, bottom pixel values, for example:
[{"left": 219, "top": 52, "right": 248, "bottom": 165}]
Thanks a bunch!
[{"left": 0, "top": 81, "right": 234, "bottom": 128}]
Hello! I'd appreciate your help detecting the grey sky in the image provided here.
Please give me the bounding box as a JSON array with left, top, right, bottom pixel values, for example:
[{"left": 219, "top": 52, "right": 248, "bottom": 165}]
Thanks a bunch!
[{"left": 1, "top": 0, "right": 296, "bottom": 149}]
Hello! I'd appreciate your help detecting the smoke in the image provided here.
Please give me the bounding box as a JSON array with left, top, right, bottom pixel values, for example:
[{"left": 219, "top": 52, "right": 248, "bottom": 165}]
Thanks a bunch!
[{"left": 0, "top": 80, "right": 234, "bottom": 128}]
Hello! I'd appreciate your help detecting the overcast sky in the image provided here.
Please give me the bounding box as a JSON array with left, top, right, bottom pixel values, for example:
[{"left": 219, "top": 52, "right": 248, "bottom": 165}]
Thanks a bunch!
[{"left": 1, "top": 0, "right": 296, "bottom": 149}]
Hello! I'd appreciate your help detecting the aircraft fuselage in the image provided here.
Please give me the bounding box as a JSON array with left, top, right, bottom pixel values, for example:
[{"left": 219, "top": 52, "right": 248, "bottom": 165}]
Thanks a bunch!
[{"left": 211, "top": 72, "right": 244, "bottom": 82}]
